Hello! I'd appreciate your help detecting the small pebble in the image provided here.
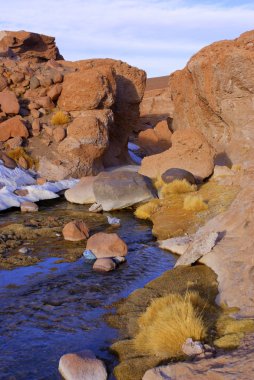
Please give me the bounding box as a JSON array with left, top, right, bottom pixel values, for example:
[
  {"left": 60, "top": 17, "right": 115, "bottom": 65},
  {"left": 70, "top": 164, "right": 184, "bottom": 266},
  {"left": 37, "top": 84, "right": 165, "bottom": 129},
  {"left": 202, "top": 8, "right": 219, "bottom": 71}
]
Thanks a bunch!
[{"left": 19, "top": 247, "right": 29, "bottom": 254}]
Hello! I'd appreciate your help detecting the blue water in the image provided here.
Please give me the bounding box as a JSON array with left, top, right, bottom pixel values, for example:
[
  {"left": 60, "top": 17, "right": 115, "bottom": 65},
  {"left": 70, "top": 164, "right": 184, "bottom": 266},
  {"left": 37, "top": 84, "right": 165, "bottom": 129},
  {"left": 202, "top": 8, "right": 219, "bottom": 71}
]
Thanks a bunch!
[{"left": 0, "top": 201, "right": 176, "bottom": 380}]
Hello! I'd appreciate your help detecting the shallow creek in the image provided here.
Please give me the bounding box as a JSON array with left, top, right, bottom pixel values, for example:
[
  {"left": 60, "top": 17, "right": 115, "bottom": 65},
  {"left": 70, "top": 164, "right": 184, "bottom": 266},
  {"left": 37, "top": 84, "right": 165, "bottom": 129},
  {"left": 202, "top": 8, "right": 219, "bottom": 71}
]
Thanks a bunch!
[{"left": 0, "top": 199, "right": 176, "bottom": 380}]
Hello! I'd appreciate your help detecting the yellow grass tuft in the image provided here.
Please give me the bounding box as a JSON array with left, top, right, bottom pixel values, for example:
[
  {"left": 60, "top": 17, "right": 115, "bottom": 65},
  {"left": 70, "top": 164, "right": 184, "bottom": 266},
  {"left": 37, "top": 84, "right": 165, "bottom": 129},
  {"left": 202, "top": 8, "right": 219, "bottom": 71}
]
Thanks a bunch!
[
  {"left": 216, "top": 316, "right": 254, "bottom": 336},
  {"left": 214, "top": 333, "right": 243, "bottom": 349},
  {"left": 134, "top": 292, "right": 207, "bottom": 359},
  {"left": 153, "top": 176, "right": 164, "bottom": 190},
  {"left": 7, "top": 147, "right": 38, "bottom": 169},
  {"left": 134, "top": 200, "right": 159, "bottom": 220},
  {"left": 161, "top": 179, "right": 197, "bottom": 198},
  {"left": 183, "top": 195, "right": 208, "bottom": 211},
  {"left": 51, "top": 111, "right": 70, "bottom": 125}
]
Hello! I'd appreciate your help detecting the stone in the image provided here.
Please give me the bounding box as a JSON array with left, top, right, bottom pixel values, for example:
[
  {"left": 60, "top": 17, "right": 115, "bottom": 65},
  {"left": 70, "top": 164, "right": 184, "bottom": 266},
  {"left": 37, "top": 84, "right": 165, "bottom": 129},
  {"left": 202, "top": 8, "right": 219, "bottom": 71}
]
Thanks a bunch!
[
  {"left": 161, "top": 168, "right": 196, "bottom": 185},
  {"left": 32, "top": 119, "right": 40, "bottom": 131},
  {"left": 0, "top": 90, "right": 20, "bottom": 114},
  {"left": 36, "top": 96, "right": 54, "bottom": 109},
  {"left": 10, "top": 72, "right": 24, "bottom": 84},
  {"left": 0, "top": 116, "right": 29, "bottom": 142},
  {"left": 58, "top": 350, "right": 107, "bottom": 380},
  {"left": 53, "top": 126, "right": 66, "bottom": 142},
  {"left": 30, "top": 76, "right": 40, "bottom": 90},
  {"left": 175, "top": 232, "right": 218, "bottom": 267},
  {"left": 138, "top": 120, "right": 172, "bottom": 155},
  {"left": 31, "top": 109, "right": 40, "bottom": 118},
  {"left": 159, "top": 235, "right": 194, "bottom": 255},
  {"left": 89, "top": 203, "right": 103, "bottom": 213},
  {"left": 20, "top": 201, "right": 38, "bottom": 212},
  {"left": 36, "top": 177, "right": 47, "bottom": 185},
  {"left": 18, "top": 247, "right": 29, "bottom": 254},
  {"left": 182, "top": 338, "right": 204, "bottom": 356},
  {"left": 47, "top": 83, "right": 62, "bottom": 101},
  {"left": 62, "top": 220, "right": 89, "bottom": 241},
  {"left": 65, "top": 177, "right": 96, "bottom": 204},
  {"left": 58, "top": 67, "right": 116, "bottom": 111},
  {"left": 51, "top": 70, "right": 63, "bottom": 84},
  {"left": 139, "top": 128, "right": 215, "bottom": 181},
  {"left": 169, "top": 30, "right": 254, "bottom": 165},
  {"left": 14, "top": 189, "right": 29, "bottom": 196},
  {"left": 86, "top": 232, "right": 127, "bottom": 258},
  {"left": 0, "top": 30, "right": 63, "bottom": 61},
  {"left": 107, "top": 216, "right": 121, "bottom": 226},
  {"left": 0, "top": 153, "right": 17, "bottom": 169},
  {"left": 212, "top": 165, "right": 234, "bottom": 180},
  {"left": 0, "top": 75, "right": 8, "bottom": 91},
  {"left": 18, "top": 156, "right": 28, "bottom": 169},
  {"left": 113, "top": 256, "right": 126, "bottom": 264},
  {"left": 93, "top": 258, "right": 116, "bottom": 272},
  {"left": 5, "top": 136, "right": 23, "bottom": 149},
  {"left": 93, "top": 170, "right": 156, "bottom": 211}
]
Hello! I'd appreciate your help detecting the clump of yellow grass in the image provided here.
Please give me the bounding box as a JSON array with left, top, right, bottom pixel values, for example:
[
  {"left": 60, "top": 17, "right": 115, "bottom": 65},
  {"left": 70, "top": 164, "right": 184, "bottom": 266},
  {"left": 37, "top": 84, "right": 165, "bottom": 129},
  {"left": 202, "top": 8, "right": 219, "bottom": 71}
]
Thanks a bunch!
[
  {"left": 134, "top": 292, "right": 207, "bottom": 359},
  {"left": 134, "top": 200, "right": 159, "bottom": 220},
  {"left": 7, "top": 147, "right": 38, "bottom": 169},
  {"left": 51, "top": 110, "right": 70, "bottom": 125},
  {"left": 183, "top": 195, "right": 208, "bottom": 211}
]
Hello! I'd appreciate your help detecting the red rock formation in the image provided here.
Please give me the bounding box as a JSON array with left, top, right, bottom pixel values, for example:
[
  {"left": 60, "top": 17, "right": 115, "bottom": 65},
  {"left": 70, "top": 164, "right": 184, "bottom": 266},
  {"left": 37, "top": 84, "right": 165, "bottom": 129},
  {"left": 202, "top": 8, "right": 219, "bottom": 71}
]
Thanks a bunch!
[
  {"left": 0, "top": 30, "right": 63, "bottom": 61},
  {"left": 169, "top": 30, "right": 254, "bottom": 166}
]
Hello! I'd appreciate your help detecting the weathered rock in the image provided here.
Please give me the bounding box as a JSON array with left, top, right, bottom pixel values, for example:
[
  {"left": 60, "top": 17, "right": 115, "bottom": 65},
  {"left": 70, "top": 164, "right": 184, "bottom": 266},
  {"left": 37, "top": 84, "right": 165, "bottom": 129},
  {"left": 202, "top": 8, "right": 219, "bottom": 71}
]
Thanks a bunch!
[
  {"left": 161, "top": 168, "right": 196, "bottom": 185},
  {"left": 93, "top": 258, "right": 116, "bottom": 272},
  {"left": 143, "top": 333, "right": 254, "bottom": 380},
  {"left": 138, "top": 120, "right": 172, "bottom": 155},
  {"left": 20, "top": 201, "right": 38, "bottom": 212},
  {"left": 36, "top": 177, "right": 47, "bottom": 185},
  {"left": 53, "top": 126, "right": 66, "bottom": 142},
  {"left": 86, "top": 232, "right": 127, "bottom": 258},
  {"left": 58, "top": 350, "right": 107, "bottom": 380},
  {"left": 62, "top": 220, "right": 89, "bottom": 241},
  {"left": 58, "top": 67, "right": 116, "bottom": 111},
  {"left": 212, "top": 165, "right": 234, "bottom": 180},
  {"left": 0, "top": 76, "right": 8, "bottom": 91},
  {"left": 47, "top": 83, "right": 62, "bottom": 101},
  {"left": 169, "top": 30, "right": 254, "bottom": 166},
  {"left": 0, "top": 116, "right": 29, "bottom": 142},
  {"left": 18, "top": 156, "right": 28, "bottom": 169},
  {"left": 14, "top": 189, "right": 29, "bottom": 196},
  {"left": 182, "top": 338, "right": 204, "bottom": 356},
  {"left": 0, "top": 153, "right": 17, "bottom": 169},
  {"left": 5, "top": 136, "right": 23, "bottom": 149},
  {"left": 89, "top": 203, "right": 103, "bottom": 213},
  {"left": 175, "top": 232, "right": 218, "bottom": 267},
  {"left": 36, "top": 96, "right": 54, "bottom": 109},
  {"left": 139, "top": 128, "right": 215, "bottom": 181},
  {"left": 93, "top": 170, "right": 156, "bottom": 211},
  {"left": 0, "top": 90, "right": 20, "bottom": 114},
  {"left": 159, "top": 235, "right": 194, "bottom": 255},
  {"left": 0, "top": 30, "right": 63, "bottom": 61},
  {"left": 65, "top": 176, "right": 96, "bottom": 204},
  {"left": 30, "top": 76, "right": 40, "bottom": 90}
]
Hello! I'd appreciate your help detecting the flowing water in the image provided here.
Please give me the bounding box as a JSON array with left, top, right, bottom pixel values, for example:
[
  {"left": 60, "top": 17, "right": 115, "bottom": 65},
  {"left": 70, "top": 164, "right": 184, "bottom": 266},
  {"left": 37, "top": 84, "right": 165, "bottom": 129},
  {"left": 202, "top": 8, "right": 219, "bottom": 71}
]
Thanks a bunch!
[{"left": 0, "top": 200, "right": 176, "bottom": 380}]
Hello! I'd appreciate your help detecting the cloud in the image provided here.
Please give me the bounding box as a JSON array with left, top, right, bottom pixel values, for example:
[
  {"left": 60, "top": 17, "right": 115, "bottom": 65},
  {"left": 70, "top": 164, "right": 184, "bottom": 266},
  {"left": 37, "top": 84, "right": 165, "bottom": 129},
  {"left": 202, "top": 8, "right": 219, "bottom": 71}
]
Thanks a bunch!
[{"left": 0, "top": 0, "right": 254, "bottom": 76}]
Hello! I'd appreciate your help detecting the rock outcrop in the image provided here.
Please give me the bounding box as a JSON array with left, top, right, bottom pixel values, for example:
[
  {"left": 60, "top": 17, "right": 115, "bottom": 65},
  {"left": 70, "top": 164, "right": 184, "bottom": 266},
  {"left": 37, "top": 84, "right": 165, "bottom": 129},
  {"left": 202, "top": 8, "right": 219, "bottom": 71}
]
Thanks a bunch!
[
  {"left": 169, "top": 30, "right": 254, "bottom": 166},
  {"left": 0, "top": 30, "right": 63, "bottom": 61}
]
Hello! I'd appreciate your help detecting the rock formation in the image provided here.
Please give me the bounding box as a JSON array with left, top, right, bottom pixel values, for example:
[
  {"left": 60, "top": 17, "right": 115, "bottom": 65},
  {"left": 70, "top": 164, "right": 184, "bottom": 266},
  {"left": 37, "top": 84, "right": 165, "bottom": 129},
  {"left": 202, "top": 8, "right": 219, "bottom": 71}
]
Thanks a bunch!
[
  {"left": 169, "top": 30, "right": 254, "bottom": 166},
  {"left": 0, "top": 31, "right": 146, "bottom": 180}
]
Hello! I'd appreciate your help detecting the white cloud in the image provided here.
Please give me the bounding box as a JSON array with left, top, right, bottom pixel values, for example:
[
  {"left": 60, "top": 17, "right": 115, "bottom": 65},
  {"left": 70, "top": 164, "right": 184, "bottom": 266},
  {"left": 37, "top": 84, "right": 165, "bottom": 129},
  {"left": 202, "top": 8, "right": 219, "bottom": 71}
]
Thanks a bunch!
[{"left": 0, "top": 0, "right": 254, "bottom": 76}]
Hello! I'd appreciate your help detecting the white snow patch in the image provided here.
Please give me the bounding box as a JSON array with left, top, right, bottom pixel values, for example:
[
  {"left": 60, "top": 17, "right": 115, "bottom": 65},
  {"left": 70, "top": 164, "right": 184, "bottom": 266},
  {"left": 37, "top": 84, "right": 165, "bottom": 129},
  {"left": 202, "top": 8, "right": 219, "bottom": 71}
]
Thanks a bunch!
[{"left": 0, "top": 162, "right": 78, "bottom": 211}]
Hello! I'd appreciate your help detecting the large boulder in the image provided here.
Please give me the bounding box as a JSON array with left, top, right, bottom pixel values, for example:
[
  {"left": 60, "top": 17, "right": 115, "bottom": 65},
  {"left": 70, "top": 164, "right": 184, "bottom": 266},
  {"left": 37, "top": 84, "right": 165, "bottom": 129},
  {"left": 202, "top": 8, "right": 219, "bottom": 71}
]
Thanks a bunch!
[
  {"left": 59, "top": 350, "right": 107, "bottom": 380},
  {"left": 0, "top": 116, "right": 29, "bottom": 142},
  {"left": 169, "top": 30, "right": 254, "bottom": 165},
  {"left": 139, "top": 128, "right": 215, "bottom": 181},
  {"left": 0, "top": 30, "right": 63, "bottom": 61},
  {"left": 93, "top": 170, "right": 156, "bottom": 211},
  {"left": 0, "top": 90, "right": 20, "bottom": 114},
  {"left": 58, "top": 67, "right": 116, "bottom": 111},
  {"left": 65, "top": 176, "right": 96, "bottom": 204}
]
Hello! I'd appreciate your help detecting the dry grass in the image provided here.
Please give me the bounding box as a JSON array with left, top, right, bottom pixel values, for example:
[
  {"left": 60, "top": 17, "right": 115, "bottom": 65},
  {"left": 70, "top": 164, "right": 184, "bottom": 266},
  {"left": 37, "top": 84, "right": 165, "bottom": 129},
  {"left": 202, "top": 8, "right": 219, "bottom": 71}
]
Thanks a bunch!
[
  {"left": 7, "top": 147, "right": 38, "bottom": 169},
  {"left": 214, "top": 333, "right": 243, "bottom": 349},
  {"left": 134, "top": 200, "right": 159, "bottom": 220},
  {"left": 153, "top": 176, "right": 164, "bottom": 190},
  {"left": 51, "top": 111, "right": 70, "bottom": 125},
  {"left": 134, "top": 292, "right": 207, "bottom": 359},
  {"left": 217, "top": 315, "right": 254, "bottom": 336},
  {"left": 183, "top": 195, "right": 208, "bottom": 211},
  {"left": 162, "top": 179, "right": 197, "bottom": 196}
]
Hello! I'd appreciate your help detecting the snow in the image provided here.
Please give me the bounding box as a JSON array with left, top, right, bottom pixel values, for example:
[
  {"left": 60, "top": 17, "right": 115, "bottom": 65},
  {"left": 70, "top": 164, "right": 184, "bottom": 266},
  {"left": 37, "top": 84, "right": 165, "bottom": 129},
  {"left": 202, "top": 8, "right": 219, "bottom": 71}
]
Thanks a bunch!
[{"left": 0, "top": 162, "right": 78, "bottom": 211}]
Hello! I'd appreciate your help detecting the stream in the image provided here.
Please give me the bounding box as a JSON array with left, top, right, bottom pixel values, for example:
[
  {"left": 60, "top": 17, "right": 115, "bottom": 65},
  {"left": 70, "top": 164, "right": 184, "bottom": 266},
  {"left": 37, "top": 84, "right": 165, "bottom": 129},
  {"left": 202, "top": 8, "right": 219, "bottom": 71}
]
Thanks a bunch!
[{"left": 0, "top": 199, "right": 176, "bottom": 380}]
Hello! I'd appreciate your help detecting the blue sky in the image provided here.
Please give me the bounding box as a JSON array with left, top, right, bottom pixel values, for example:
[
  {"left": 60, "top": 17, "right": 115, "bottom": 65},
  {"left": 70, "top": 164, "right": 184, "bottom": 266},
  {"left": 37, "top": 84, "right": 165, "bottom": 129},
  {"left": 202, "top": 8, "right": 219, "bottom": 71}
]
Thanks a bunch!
[{"left": 0, "top": 0, "right": 254, "bottom": 77}]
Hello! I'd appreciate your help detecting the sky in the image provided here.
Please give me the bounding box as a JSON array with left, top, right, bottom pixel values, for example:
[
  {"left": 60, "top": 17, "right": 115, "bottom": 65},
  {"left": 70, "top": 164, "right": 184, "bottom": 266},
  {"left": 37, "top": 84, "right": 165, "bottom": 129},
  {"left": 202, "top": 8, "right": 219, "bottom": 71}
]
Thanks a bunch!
[{"left": 0, "top": 0, "right": 254, "bottom": 77}]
